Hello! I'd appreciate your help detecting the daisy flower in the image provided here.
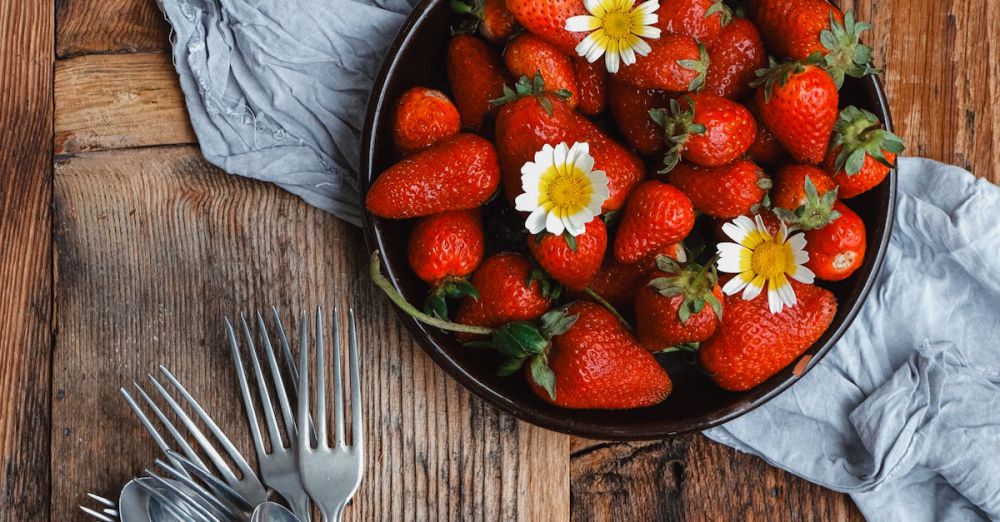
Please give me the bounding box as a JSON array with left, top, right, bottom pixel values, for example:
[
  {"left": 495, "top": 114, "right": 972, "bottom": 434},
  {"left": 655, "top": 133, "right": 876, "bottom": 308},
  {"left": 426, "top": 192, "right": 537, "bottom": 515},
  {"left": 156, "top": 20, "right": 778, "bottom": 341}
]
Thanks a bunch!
[
  {"left": 716, "top": 214, "right": 815, "bottom": 314},
  {"left": 514, "top": 142, "right": 610, "bottom": 237},
  {"left": 565, "top": 0, "right": 661, "bottom": 73}
]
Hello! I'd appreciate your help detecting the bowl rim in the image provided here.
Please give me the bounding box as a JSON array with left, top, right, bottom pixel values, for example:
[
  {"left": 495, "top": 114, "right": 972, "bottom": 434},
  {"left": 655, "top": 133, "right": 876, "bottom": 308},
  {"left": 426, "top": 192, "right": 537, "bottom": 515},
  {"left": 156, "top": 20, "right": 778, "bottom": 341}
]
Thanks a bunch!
[{"left": 358, "top": 0, "right": 897, "bottom": 440}]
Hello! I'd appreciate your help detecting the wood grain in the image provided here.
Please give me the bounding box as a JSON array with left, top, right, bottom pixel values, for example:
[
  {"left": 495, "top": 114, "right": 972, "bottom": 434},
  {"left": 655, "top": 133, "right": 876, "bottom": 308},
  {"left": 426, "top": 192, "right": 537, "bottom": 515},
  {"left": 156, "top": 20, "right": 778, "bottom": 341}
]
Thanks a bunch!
[
  {"left": 0, "top": 0, "right": 53, "bottom": 519},
  {"left": 50, "top": 145, "right": 569, "bottom": 521},
  {"left": 56, "top": 0, "right": 171, "bottom": 58},
  {"left": 54, "top": 53, "right": 195, "bottom": 154}
]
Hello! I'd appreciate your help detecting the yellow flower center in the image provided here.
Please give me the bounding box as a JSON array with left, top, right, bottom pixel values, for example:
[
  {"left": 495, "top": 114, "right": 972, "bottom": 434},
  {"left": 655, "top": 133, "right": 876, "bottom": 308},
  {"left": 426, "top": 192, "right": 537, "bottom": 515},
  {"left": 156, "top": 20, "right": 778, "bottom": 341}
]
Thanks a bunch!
[
  {"left": 750, "top": 241, "right": 791, "bottom": 279},
  {"left": 601, "top": 11, "right": 632, "bottom": 38},
  {"left": 539, "top": 165, "right": 592, "bottom": 217}
]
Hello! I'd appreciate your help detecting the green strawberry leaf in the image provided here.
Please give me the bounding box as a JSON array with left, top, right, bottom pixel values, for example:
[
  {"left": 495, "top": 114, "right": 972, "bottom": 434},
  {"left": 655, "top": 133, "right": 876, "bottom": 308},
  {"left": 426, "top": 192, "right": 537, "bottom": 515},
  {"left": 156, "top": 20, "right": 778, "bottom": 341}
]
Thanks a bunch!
[
  {"left": 529, "top": 354, "right": 557, "bottom": 400},
  {"left": 497, "top": 356, "right": 527, "bottom": 377},
  {"left": 539, "top": 309, "right": 578, "bottom": 338},
  {"left": 491, "top": 322, "right": 548, "bottom": 358}
]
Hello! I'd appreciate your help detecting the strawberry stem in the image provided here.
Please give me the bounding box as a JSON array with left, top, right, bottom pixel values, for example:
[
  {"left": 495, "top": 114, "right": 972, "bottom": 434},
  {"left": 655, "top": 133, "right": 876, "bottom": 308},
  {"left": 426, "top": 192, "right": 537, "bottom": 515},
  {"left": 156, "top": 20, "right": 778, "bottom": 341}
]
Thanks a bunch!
[
  {"left": 583, "top": 288, "right": 631, "bottom": 329},
  {"left": 369, "top": 251, "right": 495, "bottom": 335}
]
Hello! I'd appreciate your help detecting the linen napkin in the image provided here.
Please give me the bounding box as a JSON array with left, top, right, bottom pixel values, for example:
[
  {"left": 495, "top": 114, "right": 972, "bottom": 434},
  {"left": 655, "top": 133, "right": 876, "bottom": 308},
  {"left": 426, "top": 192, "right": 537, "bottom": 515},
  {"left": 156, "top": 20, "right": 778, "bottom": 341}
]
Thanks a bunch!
[{"left": 156, "top": 1, "right": 1000, "bottom": 519}]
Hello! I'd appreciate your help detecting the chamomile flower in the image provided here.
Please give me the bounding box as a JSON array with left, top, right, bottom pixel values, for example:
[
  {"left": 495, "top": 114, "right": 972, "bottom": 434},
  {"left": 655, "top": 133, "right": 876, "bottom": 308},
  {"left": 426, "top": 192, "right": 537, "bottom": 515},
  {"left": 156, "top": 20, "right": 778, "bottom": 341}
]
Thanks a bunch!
[
  {"left": 514, "top": 142, "right": 610, "bottom": 237},
  {"left": 716, "top": 214, "right": 815, "bottom": 314},
  {"left": 565, "top": 0, "right": 661, "bottom": 73}
]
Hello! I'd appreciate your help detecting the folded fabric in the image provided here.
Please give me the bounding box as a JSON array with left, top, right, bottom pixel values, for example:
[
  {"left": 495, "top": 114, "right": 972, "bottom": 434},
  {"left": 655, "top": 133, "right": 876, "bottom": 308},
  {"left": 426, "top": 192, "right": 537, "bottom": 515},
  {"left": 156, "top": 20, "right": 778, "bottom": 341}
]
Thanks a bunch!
[
  {"left": 156, "top": 0, "right": 421, "bottom": 226},
  {"left": 707, "top": 158, "right": 1000, "bottom": 522}
]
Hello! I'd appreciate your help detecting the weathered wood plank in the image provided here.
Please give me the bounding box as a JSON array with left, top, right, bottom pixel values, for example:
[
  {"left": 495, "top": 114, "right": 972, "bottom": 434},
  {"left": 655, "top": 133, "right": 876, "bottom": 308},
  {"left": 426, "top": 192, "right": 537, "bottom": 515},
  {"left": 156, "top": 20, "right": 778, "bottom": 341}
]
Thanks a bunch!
[
  {"left": 50, "top": 145, "right": 570, "bottom": 521},
  {"left": 54, "top": 53, "right": 195, "bottom": 154},
  {"left": 56, "top": 0, "right": 171, "bottom": 57},
  {"left": 0, "top": 0, "right": 53, "bottom": 519}
]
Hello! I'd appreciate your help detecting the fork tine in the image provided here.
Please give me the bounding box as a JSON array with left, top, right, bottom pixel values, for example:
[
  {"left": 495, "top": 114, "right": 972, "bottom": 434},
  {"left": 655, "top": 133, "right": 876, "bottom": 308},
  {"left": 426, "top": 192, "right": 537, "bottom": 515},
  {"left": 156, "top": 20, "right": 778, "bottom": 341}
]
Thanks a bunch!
[
  {"left": 297, "top": 312, "right": 312, "bottom": 451},
  {"left": 157, "top": 366, "right": 260, "bottom": 486},
  {"left": 272, "top": 306, "right": 300, "bottom": 391},
  {"left": 226, "top": 318, "right": 266, "bottom": 460},
  {"left": 79, "top": 505, "right": 116, "bottom": 522},
  {"left": 251, "top": 311, "right": 290, "bottom": 447},
  {"left": 127, "top": 384, "right": 208, "bottom": 473},
  {"left": 167, "top": 451, "right": 253, "bottom": 512},
  {"left": 143, "top": 471, "right": 219, "bottom": 522},
  {"left": 315, "top": 307, "right": 328, "bottom": 447},
  {"left": 349, "top": 308, "right": 363, "bottom": 448},
  {"left": 332, "top": 307, "right": 346, "bottom": 447},
  {"left": 87, "top": 493, "right": 116, "bottom": 509},
  {"left": 155, "top": 458, "right": 240, "bottom": 520},
  {"left": 136, "top": 477, "right": 214, "bottom": 522}
]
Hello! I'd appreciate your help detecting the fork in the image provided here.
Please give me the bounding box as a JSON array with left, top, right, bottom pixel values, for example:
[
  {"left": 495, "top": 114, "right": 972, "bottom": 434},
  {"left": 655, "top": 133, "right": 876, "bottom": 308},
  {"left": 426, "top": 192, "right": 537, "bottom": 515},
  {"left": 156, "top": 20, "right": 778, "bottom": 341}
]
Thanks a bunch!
[
  {"left": 120, "top": 365, "right": 269, "bottom": 510},
  {"left": 298, "top": 307, "right": 364, "bottom": 522},
  {"left": 227, "top": 310, "right": 311, "bottom": 520},
  {"left": 79, "top": 492, "right": 118, "bottom": 521}
]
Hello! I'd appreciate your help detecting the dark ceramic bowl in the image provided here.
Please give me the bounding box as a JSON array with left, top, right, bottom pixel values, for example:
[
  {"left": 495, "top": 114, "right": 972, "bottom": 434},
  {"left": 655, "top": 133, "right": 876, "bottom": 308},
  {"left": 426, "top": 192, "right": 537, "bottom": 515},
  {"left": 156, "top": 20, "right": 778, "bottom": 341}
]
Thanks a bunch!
[{"left": 360, "top": 0, "right": 895, "bottom": 440}]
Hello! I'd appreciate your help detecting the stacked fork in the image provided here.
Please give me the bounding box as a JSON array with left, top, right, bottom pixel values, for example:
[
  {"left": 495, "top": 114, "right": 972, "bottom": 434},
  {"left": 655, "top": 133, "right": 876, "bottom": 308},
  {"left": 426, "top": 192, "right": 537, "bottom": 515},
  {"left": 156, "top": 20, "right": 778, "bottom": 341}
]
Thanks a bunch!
[{"left": 82, "top": 307, "right": 364, "bottom": 522}]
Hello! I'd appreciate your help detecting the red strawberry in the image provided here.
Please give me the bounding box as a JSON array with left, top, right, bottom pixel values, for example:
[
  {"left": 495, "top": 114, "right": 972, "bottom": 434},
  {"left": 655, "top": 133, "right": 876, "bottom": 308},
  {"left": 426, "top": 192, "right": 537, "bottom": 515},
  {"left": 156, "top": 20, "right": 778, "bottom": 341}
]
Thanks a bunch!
[
  {"left": 585, "top": 243, "right": 686, "bottom": 311},
  {"left": 607, "top": 78, "right": 673, "bottom": 155},
  {"left": 494, "top": 75, "right": 644, "bottom": 212},
  {"left": 574, "top": 58, "right": 608, "bottom": 116},
  {"left": 650, "top": 94, "right": 756, "bottom": 172},
  {"left": 454, "top": 253, "right": 553, "bottom": 331},
  {"left": 635, "top": 255, "right": 724, "bottom": 351},
  {"left": 524, "top": 302, "right": 672, "bottom": 409},
  {"left": 771, "top": 164, "right": 840, "bottom": 230},
  {"left": 504, "top": 33, "right": 579, "bottom": 108},
  {"left": 408, "top": 209, "right": 485, "bottom": 318},
  {"left": 745, "top": 97, "right": 788, "bottom": 165},
  {"left": 803, "top": 201, "right": 866, "bottom": 281},
  {"left": 505, "top": 0, "right": 585, "bottom": 56},
  {"left": 366, "top": 134, "right": 500, "bottom": 219},
  {"left": 392, "top": 87, "right": 461, "bottom": 156},
  {"left": 704, "top": 17, "right": 766, "bottom": 100},
  {"left": 614, "top": 35, "right": 709, "bottom": 92},
  {"left": 699, "top": 279, "right": 837, "bottom": 391},
  {"left": 823, "top": 106, "right": 904, "bottom": 199},
  {"left": 615, "top": 181, "right": 695, "bottom": 263},
  {"left": 752, "top": 59, "right": 838, "bottom": 165},
  {"left": 667, "top": 160, "right": 769, "bottom": 219},
  {"left": 452, "top": 0, "right": 519, "bottom": 44},
  {"left": 656, "top": 0, "right": 733, "bottom": 47},
  {"left": 447, "top": 35, "right": 508, "bottom": 131},
  {"left": 528, "top": 219, "right": 607, "bottom": 291}
]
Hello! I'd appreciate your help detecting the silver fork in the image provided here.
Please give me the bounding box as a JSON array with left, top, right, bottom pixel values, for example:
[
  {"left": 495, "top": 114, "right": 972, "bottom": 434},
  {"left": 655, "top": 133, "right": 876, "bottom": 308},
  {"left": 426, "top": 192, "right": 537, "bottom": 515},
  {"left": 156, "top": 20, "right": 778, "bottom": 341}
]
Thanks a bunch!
[
  {"left": 227, "top": 310, "right": 311, "bottom": 520},
  {"left": 298, "top": 307, "right": 364, "bottom": 522},
  {"left": 121, "top": 366, "right": 269, "bottom": 510},
  {"left": 79, "top": 492, "right": 118, "bottom": 521}
]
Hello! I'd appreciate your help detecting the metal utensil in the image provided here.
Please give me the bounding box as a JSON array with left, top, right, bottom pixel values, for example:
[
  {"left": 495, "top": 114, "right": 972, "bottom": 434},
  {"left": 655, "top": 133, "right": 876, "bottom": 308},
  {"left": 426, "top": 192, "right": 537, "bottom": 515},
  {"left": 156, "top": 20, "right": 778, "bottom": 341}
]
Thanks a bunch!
[
  {"left": 250, "top": 501, "right": 300, "bottom": 522},
  {"left": 80, "top": 491, "right": 118, "bottom": 521},
  {"left": 297, "top": 307, "right": 364, "bottom": 522},
  {"left": 227, "top": 310, "right": 311, "bottom": 520},
  {"left": 120, "top": 366, "right": 268, "bottom": 509}
]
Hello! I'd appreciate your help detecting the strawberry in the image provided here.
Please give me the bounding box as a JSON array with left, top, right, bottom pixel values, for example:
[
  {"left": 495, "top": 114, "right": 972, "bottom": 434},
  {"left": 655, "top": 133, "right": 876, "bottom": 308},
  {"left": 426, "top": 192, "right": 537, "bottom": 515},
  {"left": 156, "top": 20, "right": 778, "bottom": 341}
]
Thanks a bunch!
[
  {"left": 452, "top": 0, "right": 519, "bottom": 44},
  {"left": 749, "top": 1, "right": 875, "bottom": 87},
  {"left": 528, "top": 219, "right": 607, "bottom": 291},
  {"left": 615, "top": 181, "right": 695, "bottom": 263},
  {"left": 803, "top": 201, "right": 866, "bottom": 281},
  {"left": 635, "top": 254, "right": 724, "bottom": 351},
  {"left": 447, "top": 35, "right": 508, "bottom": 131},
  {"left": 667, "top": 160, "right": 770, "bottom": 219},
  {"left": 771, "top": 165, "right": 839, "bottom": 230},
  {"left": 699, "top": 278, "right": 837, "bottom": 391},
  {"left": 494, "top": 75, "right": 644, "bottom": 212},
  {"left": 607, "top": 78, "right": 673, "bottom": 155},
  {"left": 585, "top": 243, "right": 686, "bottom": 311},
  {"left": 657, "top": 0, "right": 733, "bottom": 47},
  {"left": 823, "top": 106, "right": 904, "bottom": 199},
  {"left": 752, "top": 58, "right": 838, "bottom": 165},
  {"left": 454, "top": 253, "right": 554, "bottom": 332},
  {"left": 504, "top": 33, "right": 579, "bottom": 108},
  {"left": 392, "top": 87, "right": 461, "bottom": 156},
  {"left": 614, "top": 35, "right": 709, "bottom": 92},
  {"left": 505, "top": 0, "right": 585, "bottom": 56},
  {"left": 519, "top": 302, "right": 672, "bottom": 409},
  {"left": 408, "top": 209, "right": 485, "bottom": 318},
  {"left": 574, "top": 58, "right": 608, "bottom": 116},
  {"left": 650, "top": 94, "right": 756, "bottom": 172},
  {"left": 745, "top": 97, "right": 788, "bottom": 165},
  {"left": 704, "top": 17, "right": 766, "bottom": 100},
  {"left": 366, "top": 134, "right": 501, "bottom": 219}
]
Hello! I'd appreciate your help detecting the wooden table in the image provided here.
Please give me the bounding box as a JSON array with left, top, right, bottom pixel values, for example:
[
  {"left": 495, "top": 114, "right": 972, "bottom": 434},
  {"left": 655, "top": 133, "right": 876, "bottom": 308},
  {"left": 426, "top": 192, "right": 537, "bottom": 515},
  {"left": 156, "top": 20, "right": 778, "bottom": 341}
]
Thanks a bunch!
[{"left": 1, "top": 1, "right": 997, "bottom": 519}]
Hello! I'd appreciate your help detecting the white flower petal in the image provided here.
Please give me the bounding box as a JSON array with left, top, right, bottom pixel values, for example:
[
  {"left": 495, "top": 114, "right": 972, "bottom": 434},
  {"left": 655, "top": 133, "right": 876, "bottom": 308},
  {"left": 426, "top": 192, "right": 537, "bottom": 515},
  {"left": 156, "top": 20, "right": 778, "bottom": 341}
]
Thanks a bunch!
[
  {"left": 634, "top": 0, "right": 659, "bottom": 15},
  {"left": 585, "top": 37, "right": 606, "bottom": 62},
  {"left": 786, "top": 232, "right": 807, "bottom": 252},
  {"left": 545, "top": 210, "right": 565, "bottom": 236},
  {"left": 722, "top": 274, "right": 749, "bottom": 295},
  {"left": 514, "top": 192, "right": 539, "bottom": 212},
  {"left": 604, "top": 49, "right": 621, "bottom": 73},
  {"left": 525, "top": 206, "right": 549, "bottom": 234},
  {"left": 789, "top": 264, "right": 815, "bottom": 284},
  {"left": 721, "top": 222, "right": 749, "bottom": 243},
  {"left": 777, "top": 278, "right": 797, "bottom": 309},
  {"left": 619, "top": 46, "right": 637, "bottom": 66},
  {"left": 716, "top": 245, "right": 747, "bottom": 273},
  {"left": 768, "top": 287, "right": 783, "bottom": 314},
  {"left": 754, "top": 214, "right": 773, "bottom": 241},
  {"left": 631, "top": 36, "right": 654, "bottom": 54},
  {"left": 583, "top": 0, "right": 602, "bottom": 15},
  {"left": 565, "top": 15, "right": 598, "bottom": 32}
]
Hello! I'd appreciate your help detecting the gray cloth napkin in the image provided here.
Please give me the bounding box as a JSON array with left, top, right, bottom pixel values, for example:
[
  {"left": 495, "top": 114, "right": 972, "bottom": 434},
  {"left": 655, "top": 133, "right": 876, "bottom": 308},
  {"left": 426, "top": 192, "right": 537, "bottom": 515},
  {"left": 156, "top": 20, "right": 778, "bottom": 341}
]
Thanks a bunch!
[
  {"left": 707, "top": 158, "right": 1000, "bottom": 522},
  {"left": 156, "top": 2, "right": 1000, "bottom": 519}
]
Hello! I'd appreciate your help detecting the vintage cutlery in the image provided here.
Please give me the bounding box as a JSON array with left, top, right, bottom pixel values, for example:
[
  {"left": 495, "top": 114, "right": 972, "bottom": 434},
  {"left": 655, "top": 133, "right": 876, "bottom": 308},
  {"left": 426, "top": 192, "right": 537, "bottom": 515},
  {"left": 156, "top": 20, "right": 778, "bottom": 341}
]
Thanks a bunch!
[{"left": 250, "top": 501, "right": 300, "bottom": 522}]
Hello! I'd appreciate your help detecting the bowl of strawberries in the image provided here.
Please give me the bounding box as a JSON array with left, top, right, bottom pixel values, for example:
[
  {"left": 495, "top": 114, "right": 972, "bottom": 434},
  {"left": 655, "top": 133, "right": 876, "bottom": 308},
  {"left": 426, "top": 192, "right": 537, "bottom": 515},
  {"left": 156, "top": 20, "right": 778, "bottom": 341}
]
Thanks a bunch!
[{"left": 360, "top": 0, "right": 903, "bottom": 438}]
